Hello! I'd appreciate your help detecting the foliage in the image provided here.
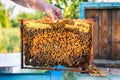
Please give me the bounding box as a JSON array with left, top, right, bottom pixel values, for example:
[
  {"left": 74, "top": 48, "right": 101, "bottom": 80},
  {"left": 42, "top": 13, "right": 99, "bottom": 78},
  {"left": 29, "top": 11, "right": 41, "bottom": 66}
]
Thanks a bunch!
[
  {"left": 0, "top": 1, "right": 46, "bottom": 53},
  {"left": 11, "top": 11, "right": 46, "bottom": 27},
  {"left": 0, "top": 28, "right": 20, "bottom": 53},
  {"left": 47, "top": 0, "right": 88, "bottom": 19},
  {"left": 0, "top": 1, "right": 11, "bottom": 28}
]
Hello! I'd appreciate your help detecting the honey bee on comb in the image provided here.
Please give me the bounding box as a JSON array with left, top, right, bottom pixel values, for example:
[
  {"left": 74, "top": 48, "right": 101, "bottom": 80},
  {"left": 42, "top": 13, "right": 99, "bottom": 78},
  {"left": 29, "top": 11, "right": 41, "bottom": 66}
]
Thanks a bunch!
[{"left": 21, "top": 19, "right": 93, "bottom": 69}]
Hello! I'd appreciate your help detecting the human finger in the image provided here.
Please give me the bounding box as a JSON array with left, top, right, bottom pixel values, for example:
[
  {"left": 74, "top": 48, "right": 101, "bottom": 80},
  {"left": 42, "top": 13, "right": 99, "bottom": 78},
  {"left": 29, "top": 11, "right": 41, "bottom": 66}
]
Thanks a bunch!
[
  {"left": 49, "top": 11, "right": 58, "bottom": 22},
  {"left": 54, "top": 9, "right": 62, "bottom": 19}
]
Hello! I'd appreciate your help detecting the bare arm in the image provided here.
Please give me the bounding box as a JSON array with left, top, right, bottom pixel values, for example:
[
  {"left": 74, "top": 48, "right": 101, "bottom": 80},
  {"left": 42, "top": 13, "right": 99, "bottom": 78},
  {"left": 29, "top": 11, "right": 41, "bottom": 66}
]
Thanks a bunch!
[
  {"left": 11, "top": 0, "right": 45, "bottom": 11},
  {"left": 11, "top": 0, "right": 62, "bottom": 21}
]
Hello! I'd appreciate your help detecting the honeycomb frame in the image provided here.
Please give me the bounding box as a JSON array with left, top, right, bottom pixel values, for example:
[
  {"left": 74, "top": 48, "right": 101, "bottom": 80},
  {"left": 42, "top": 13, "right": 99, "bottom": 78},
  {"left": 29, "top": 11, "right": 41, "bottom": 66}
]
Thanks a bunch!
[{"left": 20, "top": 19, "right": 94, "bottom": 72}]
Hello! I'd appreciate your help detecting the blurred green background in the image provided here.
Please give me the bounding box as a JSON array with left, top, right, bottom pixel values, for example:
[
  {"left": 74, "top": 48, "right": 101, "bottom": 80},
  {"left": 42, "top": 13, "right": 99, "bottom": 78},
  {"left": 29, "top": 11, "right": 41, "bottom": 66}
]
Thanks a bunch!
[{"left": 0, "top": 0, "right": 93, "bottom": 53}]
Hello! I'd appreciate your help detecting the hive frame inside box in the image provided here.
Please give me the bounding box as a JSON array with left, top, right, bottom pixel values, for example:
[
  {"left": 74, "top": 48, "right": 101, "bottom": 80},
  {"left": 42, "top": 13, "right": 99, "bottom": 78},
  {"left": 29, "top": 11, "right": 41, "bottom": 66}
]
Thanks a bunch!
[{"left": 20, "top": 19, "right": 94, "bottom": 73}]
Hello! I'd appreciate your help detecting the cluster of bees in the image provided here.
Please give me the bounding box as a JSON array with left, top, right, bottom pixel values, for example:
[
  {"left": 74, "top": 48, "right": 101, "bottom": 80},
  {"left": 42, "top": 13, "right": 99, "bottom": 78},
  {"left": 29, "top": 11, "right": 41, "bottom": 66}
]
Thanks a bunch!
[{"left": 22, "top": 19, "right": 93, "bottom": 68}]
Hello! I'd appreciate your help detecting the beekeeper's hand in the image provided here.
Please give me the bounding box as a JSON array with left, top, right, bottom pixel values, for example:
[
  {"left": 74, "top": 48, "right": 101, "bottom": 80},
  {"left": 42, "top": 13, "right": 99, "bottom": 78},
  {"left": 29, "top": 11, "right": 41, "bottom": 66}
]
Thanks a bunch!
[
  {"left": 43, "top": 2, "right": 62, "bottom": 22},
  {"left": 11, "top": 0, "right": 62, "bottom": 22}
]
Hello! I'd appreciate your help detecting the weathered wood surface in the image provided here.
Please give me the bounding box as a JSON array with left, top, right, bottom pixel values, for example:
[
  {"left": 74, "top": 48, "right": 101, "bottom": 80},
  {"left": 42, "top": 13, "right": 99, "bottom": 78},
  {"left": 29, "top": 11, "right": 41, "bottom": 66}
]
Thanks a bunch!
[
  {"left": 94, "top": 59, "right": 120, "bottom": 68},
  {"left": 85, "top": 9, "right": 120, "bottom": 60},
  {"left": 85, "top": 9, "right": 99, "bottom": 59},
  {"left": 112, "top": 9, "right": 120, "bottom": 60}
]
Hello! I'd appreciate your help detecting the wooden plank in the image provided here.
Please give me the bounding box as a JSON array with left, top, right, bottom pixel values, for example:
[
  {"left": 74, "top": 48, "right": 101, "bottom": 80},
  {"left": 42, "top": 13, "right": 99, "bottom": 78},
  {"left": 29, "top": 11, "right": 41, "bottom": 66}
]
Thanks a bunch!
[
  {"left": 85, "top": 9, "right": 99, "bottom": 59},
  {"left": 85, "top": 9, "right": 112, "bottom": 59},
  {"left": 94, "top": 59, "right": 120, "bottom": 68},
  {"left": 97, "top": 9, "right": 102, "bottom": 59},
  {"left": 99, "top": 9, "right": 111, "bottom": 59},
  {"left": 112, "top": 9, "right": 120, "bottom": 60}
]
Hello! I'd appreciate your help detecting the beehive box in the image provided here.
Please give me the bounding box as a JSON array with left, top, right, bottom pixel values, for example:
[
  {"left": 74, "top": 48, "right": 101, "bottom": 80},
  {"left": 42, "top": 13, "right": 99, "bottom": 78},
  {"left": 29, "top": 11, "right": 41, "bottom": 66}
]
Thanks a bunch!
[
  {"left": 80, "top": 2, "right": 120, "bottom": 60},
  {"left": 20, "top": 19, "right": 94, "bottom": 71}
]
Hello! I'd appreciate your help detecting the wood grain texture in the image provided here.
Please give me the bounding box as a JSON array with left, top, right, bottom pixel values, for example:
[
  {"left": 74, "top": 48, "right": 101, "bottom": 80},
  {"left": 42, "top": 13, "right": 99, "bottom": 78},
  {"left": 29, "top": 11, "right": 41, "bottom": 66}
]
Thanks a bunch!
[
  {"left": 112, "top": 9, "right": 120, "bottom": 60},
  {"left": 85, "top": 9, "right": 120, "bottom": 60},
  {"left": 85, "top": 9, "right": 99, "bottom": 59}
]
